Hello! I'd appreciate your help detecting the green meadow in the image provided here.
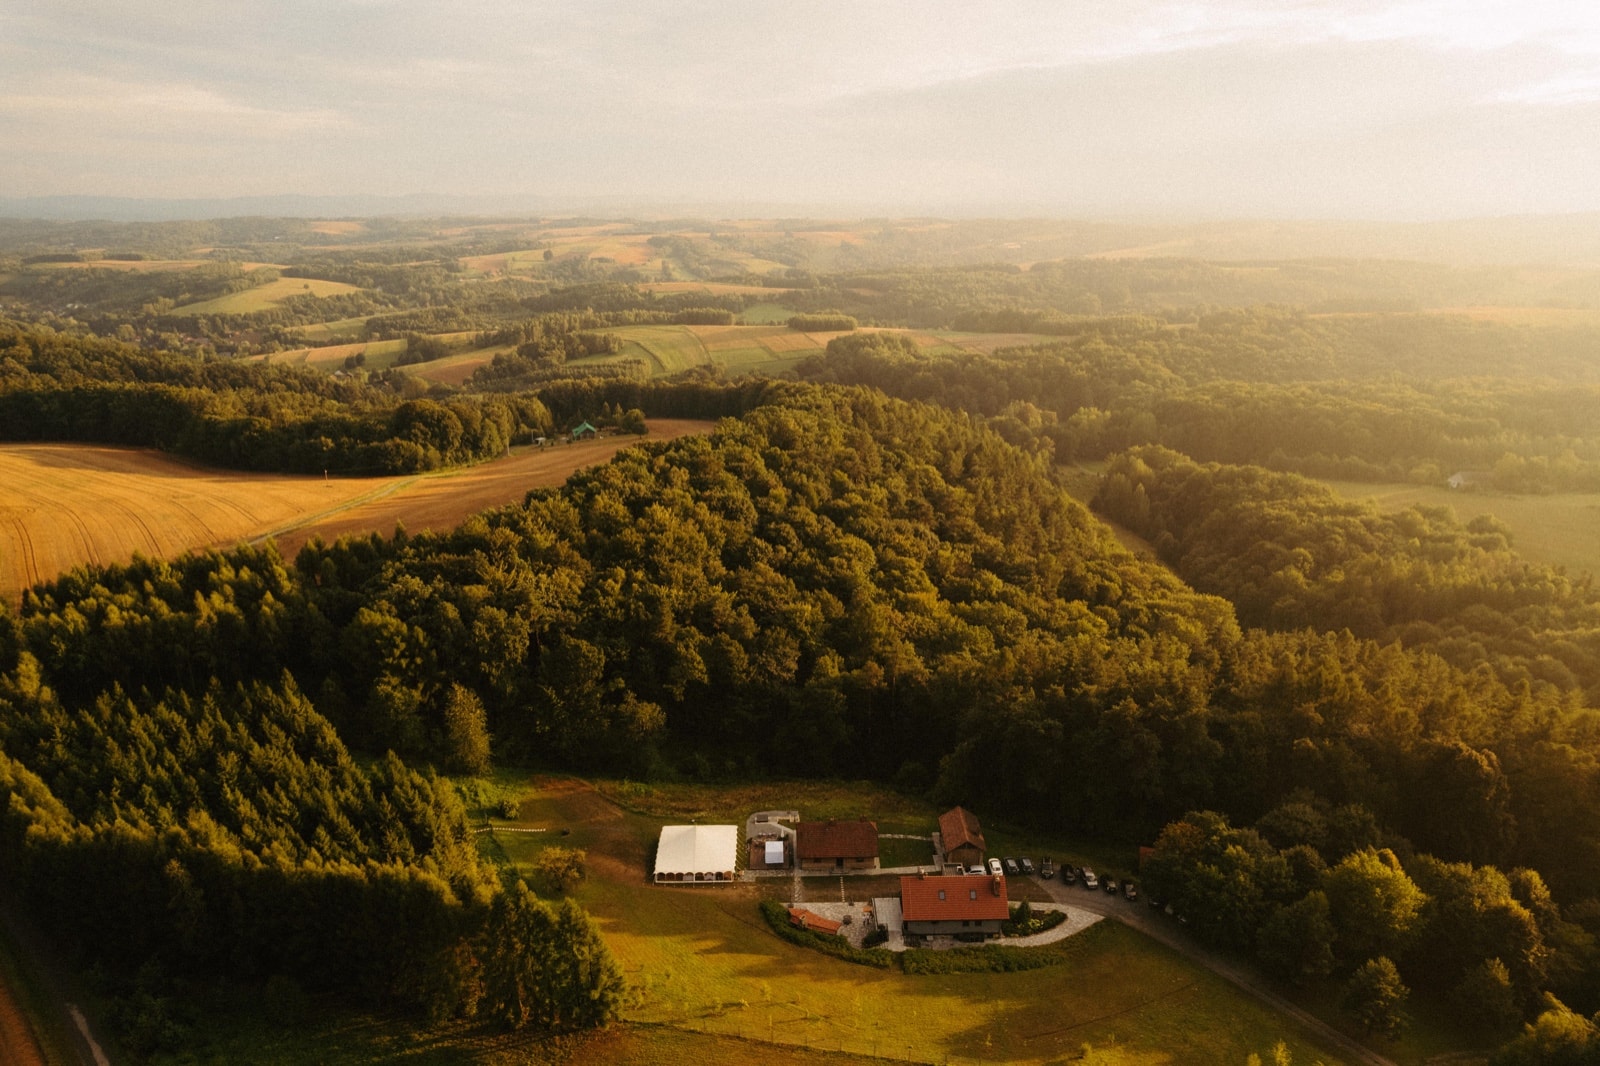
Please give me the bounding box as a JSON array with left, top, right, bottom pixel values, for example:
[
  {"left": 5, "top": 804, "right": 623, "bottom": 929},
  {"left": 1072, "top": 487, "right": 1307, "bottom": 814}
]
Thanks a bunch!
[
  {"left": 172, "top": 277, "right": 363, "bottom": 315},
  {"left": 590, "top": 325, "right": 1060, "bottom": 380},
  {"left": 1322, "top": 479, "right": 1600, "bottom": 579},
  {"left": 483, "top": 777, "right": 1358, "bottom": 1066}
]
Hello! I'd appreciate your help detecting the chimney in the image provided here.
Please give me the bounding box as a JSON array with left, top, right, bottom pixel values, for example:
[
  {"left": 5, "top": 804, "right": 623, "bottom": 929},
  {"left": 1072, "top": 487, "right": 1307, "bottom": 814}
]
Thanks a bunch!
[{"left": 991, "top": 875, "right": 1001, "bottom": 896}]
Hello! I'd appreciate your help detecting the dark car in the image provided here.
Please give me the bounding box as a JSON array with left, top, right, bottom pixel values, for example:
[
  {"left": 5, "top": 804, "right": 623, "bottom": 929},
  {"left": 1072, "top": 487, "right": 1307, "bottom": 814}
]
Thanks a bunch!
[
  {"left": 1002, "top": 857, "right": 1021, "bottom": 877},
  {"left": 1040, "top": 858, "right": 1055, "bottom": 879},
  {"left": 1020, "top": 857, "right": 1035, "bottom": 876},
  {"left": 1122, "top": 880, "right": 1139, "bottom": 901},
  {"left": 1060, "top": 863, "right": 1076, "bottom": 884}
]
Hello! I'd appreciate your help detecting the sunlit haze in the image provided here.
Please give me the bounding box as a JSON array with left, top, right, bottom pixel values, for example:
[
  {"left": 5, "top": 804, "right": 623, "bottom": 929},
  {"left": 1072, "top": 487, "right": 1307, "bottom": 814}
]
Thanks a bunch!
[{"left": 4, "top": 0, "right": 1600, "bottom": 218}]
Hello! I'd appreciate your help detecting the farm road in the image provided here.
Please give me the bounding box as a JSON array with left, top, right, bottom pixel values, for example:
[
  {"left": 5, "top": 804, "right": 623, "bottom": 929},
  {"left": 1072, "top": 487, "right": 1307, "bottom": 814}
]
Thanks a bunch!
[{"left": 1037, "top": 878, "right": 1395, "bottom": 1066}]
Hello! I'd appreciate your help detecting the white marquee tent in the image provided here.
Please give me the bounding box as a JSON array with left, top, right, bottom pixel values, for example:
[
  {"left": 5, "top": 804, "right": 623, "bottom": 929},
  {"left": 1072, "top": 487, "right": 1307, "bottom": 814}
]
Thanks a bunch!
[{"left": 653, "top": 824, "right": 738, "bottom": 883}]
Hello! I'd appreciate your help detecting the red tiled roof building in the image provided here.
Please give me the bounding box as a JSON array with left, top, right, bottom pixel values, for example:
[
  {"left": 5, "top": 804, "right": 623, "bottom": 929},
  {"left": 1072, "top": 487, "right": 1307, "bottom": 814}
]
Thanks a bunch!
[
  {"left": 795, "top": 818, "right": 879, "bottom": 871},
  {"left": 939, "top": 806, "right": 986, "bottom": 869},
  {"left": 900, "top": 873, "right": 1010, "bottom": 938}
]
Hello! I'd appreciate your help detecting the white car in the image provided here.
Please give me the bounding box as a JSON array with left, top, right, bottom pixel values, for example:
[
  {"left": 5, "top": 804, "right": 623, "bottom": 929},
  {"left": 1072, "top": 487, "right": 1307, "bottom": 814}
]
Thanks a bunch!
[{"left": 987, "top": 857, "right": 1003, "bottom": 876}]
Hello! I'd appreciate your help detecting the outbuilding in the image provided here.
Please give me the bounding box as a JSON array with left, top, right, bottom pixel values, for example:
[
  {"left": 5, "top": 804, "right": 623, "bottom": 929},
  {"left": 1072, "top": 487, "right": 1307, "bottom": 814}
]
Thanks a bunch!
[
  {"left": 654, "top": 824, "right": 738, "bottom": 883},
  {"left": 749, "top": 835, "right": 790, "bottom": 870},
  {"left": 939, "top": 806, "right": 986, "bottom": 869}
]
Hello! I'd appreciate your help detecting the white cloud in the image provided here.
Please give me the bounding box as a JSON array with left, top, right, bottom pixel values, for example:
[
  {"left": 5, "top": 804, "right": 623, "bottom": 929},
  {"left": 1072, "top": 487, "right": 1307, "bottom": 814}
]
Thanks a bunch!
[
  {"left": 0, "top": 76, "right": 352, "bottom": 135},
  {"left": 3, "top": 2, "right": 1600, "bottom": 213}
]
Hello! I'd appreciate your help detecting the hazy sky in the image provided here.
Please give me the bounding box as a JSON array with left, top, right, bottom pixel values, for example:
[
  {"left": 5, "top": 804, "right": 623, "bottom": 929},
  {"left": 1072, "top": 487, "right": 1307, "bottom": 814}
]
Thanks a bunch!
[{"left": 4, "top": 1, "right": 1600, "bottom": 218}]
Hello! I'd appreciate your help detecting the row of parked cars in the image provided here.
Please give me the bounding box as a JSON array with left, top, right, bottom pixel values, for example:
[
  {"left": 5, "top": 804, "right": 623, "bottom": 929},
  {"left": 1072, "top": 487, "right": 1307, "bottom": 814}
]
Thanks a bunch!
[{"left": 957, "top": 856, "right": 1141, "bottom": 901}]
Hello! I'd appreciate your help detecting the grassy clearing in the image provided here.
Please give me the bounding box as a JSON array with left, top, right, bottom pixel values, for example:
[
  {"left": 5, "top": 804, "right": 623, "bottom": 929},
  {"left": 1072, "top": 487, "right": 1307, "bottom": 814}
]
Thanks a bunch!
[
  {"left": 1321, "top": 479, "right": 1600, "bottom": 579},
  {"left": 32, "top": 258, "right": 212, "bottom": 273},
  {"left": 292, "top": 316, "right": 369, "bottom": 343},
  {"left": 162, "top": 1010, "right": 900, "bottom": 1066},
  {"left": 581, "top": 325, "right": 1059, "bottom": 381},
  {"left": 172, "top": 277, "right": 362, "bottom": 315},
  {"left": 407, "top": 346, "right": 512, "bottom": 386},
  {"left": 525, "top": 778, "right": 1358, "bottom": 1062},
  {"left": 739, "top": 302, "right": 796, "bottom": 323},
  {"left": 150, "top": 774, "right": 1380, "bottom": 1064},
  {"left": 642, "top": 283, "right": 793, "bottom": 298},
  {"left": 878, "top": 836, "right": 937, "bottom": 868},
  {"left": 608, "top": 326, "right": 714, "bottom": 373},
  {"left": 263, "top": 338, "right": 408, "bottom": 371}
]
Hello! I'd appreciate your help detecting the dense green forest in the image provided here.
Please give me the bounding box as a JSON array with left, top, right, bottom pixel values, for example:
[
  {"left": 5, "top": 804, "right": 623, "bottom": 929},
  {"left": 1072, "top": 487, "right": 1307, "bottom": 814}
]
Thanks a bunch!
[{"left": 8, "top": 216, "right": 1600, "bottom": 1061}]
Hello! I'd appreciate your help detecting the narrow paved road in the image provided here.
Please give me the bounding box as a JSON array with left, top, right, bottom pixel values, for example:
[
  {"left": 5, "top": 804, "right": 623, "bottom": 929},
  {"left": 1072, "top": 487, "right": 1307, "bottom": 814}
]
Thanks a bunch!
[
  {"left": 1036, "top": 877, "right": 1396, "bottom": 1066},
  {"left": 0, "top": 898, "right": 108, "bottom": 1066}
]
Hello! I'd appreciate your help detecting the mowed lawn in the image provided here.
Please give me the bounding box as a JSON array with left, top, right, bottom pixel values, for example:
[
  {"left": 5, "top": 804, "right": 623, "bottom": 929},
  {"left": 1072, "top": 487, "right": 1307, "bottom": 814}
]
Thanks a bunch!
[
  {"left": 1322, "top": 479, "right": 1600, "bottom": 578},
  {"left": 172, "top": 277, "right": 363, "bottom": 315},
  {"left": 477, "top": 778, "right": 1358, "bottom": 1066}
]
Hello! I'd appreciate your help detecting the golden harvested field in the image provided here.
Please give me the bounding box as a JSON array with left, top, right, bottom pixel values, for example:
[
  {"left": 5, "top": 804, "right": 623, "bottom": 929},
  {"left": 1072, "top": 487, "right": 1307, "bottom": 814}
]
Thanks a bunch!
[
  {"left": 0, "top": 445, "right": 394, "bottom": 601},
  {"left": 0, "top": 421, "right": 713, "bottom": 603}
]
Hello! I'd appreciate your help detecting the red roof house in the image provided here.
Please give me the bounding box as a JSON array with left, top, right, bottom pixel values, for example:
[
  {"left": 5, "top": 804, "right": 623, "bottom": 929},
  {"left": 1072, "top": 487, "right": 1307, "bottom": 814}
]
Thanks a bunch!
[
  {"left": 796, "top": 819, "right": 879, "bottom": 871},
  {"left": 900, "top": 873, "right": 1009, "bottom": 938}
]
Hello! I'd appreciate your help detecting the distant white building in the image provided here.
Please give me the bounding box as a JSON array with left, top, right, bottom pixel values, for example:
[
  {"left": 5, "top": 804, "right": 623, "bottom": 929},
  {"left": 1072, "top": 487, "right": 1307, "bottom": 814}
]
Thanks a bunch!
[
  {"left": 654, "top": 825, "right": 738, "bottom": 884},
  {"left": 1448, "top": 470, "right": 1489, "bottom": 490}
]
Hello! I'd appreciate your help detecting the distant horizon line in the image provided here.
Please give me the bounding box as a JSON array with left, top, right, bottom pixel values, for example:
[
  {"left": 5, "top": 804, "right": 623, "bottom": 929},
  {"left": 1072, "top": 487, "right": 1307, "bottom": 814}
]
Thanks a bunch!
[{"left": 5, "top": 192, "right": 1600, "bottom": 226}]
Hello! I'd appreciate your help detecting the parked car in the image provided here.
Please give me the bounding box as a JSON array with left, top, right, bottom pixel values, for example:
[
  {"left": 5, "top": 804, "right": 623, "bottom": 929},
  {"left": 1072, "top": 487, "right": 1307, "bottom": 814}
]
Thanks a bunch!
[
  {"left": 1081, "top": 868, "right": 1099, "bottom": 889},
  {"left": 987, "top": 857, "right": 1003, "bottom": 877},
  {"left": 1060, "top": 863, "right": 1076, "bottom": 884},
  {"left": 948, "top": 863, "right": 966, "bottom": 875},
  {"left": 1103, "top": 876, "right": 1119, "bottom": 895},
  {"left": 1040, "top": 858, "right": 1055, "bottom": 879},
  {"left": 1020, "top": 857, "right": 1035, "bottom": 876},
  {"left": 1003, "top": 857, "right": 1021, "bottom": 877},
  {"left": 1122, "top": 880, "right": 1139, "bottom": 901}
]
